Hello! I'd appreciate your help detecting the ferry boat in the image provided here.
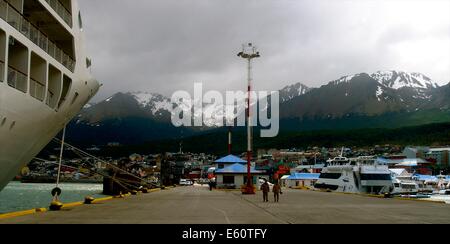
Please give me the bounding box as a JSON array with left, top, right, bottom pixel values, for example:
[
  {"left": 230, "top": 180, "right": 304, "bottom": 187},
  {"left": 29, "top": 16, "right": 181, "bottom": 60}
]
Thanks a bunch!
[
  {"left": 0, "top": 0, "right": 99, "bottom": 191},
  {"left": 437, "top": 175, "right": 450, "bottom": 195},
  {"left": 314, "top": 156, "right": 393, "bottom": 194},
  {"left": 392, "top": 179, "right": 419, "bottom": 195}
]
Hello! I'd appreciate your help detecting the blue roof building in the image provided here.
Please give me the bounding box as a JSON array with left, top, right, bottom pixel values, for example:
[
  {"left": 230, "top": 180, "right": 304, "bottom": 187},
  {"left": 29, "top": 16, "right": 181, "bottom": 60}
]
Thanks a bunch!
[
  {"left": 215, "top": 155, "right": 247, "bottom": 164},
  {"left": 286, "top": 173, "right": 320, "bottom": 180},
  {"left": 215, "top": 163, "right": 264, "bottom": 175},
  {"left": 413, "top": 174, "right": 438, "bottom": 182},
  {"left": 215, "top": 155, "right": 247, "bottom": 170},
  {"left": 282, "top": 173, "right": 320, "bottom": 188},
  {"left": 215, "top": 163, "right": 267, "bottom": 189}
]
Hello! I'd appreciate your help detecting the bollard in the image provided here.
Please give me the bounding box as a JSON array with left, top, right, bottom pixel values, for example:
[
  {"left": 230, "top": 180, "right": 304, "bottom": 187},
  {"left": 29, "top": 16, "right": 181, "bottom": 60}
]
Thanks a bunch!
[
  {"left": 84, "top": 196, "right": 95, "bottom": 204},
  {"left": 49, "top": 201, "right": 63, "bottom": 211}
]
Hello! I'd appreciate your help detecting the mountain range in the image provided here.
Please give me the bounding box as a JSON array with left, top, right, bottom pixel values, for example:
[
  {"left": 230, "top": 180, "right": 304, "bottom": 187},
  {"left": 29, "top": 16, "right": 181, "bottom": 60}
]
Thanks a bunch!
[{"left": 67, "top": 70, "right": 450, "bottom": 146}]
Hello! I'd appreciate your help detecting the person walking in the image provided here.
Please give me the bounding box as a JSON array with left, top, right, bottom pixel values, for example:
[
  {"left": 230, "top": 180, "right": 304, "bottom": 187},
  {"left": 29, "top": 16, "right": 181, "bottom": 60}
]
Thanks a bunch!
[
  {"left": 261, "top": 179, "right": 270, "bottom": 202},
  {"left": 209, "top": 181, "right": 213, "bottom": 191},
  {"left": 273, "top": 182, "right": 282, "bottom": 203}
]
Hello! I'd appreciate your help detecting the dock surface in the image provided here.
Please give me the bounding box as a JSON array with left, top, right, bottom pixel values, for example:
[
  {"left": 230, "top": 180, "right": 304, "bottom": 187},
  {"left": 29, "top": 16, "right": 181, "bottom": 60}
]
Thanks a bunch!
[{"left": 1, "top": 186, "right": 450, "bottom": 224}]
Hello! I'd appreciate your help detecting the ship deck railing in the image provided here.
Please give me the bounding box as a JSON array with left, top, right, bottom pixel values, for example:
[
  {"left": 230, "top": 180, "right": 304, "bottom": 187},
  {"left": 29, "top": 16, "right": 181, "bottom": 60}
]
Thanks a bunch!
[
  {"left": 30, "top": 77, "right": 46, "bottom": 101},
  {"left": 44, "top": 0, "right": 73, "bottom": 28},
  {"left": 0, "top": 0, "right": 75, "bottom": 72},
  {"left": 7, "top": 65, "right": 27, "bottom": 93}
]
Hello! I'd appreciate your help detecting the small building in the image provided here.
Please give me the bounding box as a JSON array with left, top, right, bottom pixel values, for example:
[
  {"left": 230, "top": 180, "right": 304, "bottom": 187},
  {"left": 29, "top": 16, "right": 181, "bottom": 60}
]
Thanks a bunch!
[
  {"left": 215, "top": 163, "right": 267, "bottom": 189},
  {"left": 215, "top": 155, "right": 247, "bottom": 170},
  {"left": 426, "top": 148, "right": 450, "bottom": 167},
  {"left": 282, "top": 173, "right": 320, "bottom": 188},
  {"left": 389, "top": 168, "right": 409, "bottom": 178},
  {"left": 379, "top": 157, "right": 433, "bottom": 175},
  {"left": 403, "top": 147, "right": 450, "bottom": 168},
  {"left": 291, "top": 164, "right": 325, "bottom": 174}
]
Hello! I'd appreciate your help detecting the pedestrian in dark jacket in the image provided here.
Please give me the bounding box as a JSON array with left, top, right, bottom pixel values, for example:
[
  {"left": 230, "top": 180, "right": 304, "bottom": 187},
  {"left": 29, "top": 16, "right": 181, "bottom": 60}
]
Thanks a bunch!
[
  {"left": 209, "top": 181, "right": 213, "bottom": 191},
  {"left": 261, "top": 180, "right": 270, "bottom": 202},
  {"left": 273, "top": 182, "right": 282, "bottom": 203}
]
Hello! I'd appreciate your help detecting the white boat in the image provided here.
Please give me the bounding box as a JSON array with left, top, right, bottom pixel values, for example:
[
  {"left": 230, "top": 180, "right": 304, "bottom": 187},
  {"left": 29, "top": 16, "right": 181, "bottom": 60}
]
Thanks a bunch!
[
  {"left": 438, "top": 189, "right": 450, "bottom": 195},
  {"left": 392, "top": 179, "right": 419, "bottom": 195},
  {"left": 314, "top": 156, "right": 393, "bottom": 194},
  {"left": 0, "top": 0, "right": 99, "bottom": 191},
  {"left": 437, "top": 175, "right": 450, "bottom": 190}
]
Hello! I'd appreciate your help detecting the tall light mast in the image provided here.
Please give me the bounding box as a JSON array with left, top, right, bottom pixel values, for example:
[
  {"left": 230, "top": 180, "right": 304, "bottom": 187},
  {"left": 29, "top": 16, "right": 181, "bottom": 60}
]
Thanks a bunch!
[{"left": 237, "top": 43, "right": 261, "bottom": 195}]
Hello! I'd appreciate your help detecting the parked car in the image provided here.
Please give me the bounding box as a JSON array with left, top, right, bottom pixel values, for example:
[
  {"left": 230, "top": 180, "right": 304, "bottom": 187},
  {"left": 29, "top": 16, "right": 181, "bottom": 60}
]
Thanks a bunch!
[
  {"left": 197, "top": 178, "right": 210, "bottom": 185},
  {"left": 179, "top": 179, "right": 193, "bottom": 186}
]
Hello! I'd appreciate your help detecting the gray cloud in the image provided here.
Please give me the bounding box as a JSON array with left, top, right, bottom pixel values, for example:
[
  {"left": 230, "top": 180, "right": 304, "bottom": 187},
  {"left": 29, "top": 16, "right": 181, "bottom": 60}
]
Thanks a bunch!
[{"left": 78, "top": 0, "right": 450, "bottom": 102}]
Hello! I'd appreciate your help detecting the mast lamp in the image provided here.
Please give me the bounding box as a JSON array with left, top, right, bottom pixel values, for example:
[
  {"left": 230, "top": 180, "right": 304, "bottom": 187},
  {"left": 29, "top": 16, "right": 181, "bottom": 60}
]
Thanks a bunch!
[{"left": 237, "top": 42, "right": 261, "bottom": 195}]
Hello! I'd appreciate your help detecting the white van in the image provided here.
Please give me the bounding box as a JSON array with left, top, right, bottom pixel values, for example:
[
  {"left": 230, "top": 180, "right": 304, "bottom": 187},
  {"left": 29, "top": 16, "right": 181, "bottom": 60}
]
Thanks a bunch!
[{"left": 179, "top": 179, "right": 193, "bottom": 186}]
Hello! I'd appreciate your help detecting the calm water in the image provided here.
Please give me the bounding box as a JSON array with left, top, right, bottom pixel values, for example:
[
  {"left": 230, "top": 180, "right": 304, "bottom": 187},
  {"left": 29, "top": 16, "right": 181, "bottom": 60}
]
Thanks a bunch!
[
  {"left": 0, "top": 181, "right": 105, "bottom": 214},
  {"left": 427, "top": 195, "right": 450, "bottom": 204}
]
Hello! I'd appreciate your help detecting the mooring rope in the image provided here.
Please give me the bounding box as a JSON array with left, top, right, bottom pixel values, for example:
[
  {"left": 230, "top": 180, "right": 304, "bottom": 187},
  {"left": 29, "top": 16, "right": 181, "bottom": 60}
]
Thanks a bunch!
[
  {"left": 51, "top": 126, "right": 66, "bottom": 205},
  {"left": 51, "top": 137, "right": 158, "bottom": 188}
]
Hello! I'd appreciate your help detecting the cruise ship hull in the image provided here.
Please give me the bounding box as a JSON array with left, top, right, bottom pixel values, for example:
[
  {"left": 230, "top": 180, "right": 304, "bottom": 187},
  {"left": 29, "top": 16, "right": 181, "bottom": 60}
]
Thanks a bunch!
[
  {"left": 0, "top": 0, "right": 99, "bottom": 191},
  {"left": 0, "top": 77, "right": 98, "bottom": 191}
]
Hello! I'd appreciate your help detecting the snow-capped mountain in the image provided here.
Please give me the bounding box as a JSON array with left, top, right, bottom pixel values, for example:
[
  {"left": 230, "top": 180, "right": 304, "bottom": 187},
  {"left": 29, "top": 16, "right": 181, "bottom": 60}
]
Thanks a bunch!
[
  {"left": 281, "top": 71, "right": 446, "bottom": 119},
  {"left": 279, "top": 83, "right": 311, "bottom": 102},
  {"left": 69, "top": 71, "right": 449, "bottom": 145},
  {"left": 371, "top": 71, "right": 438, "bottom": 90},
  {"left": 82, "top": 71, "right": 446, "bottom": 123},
  {"left": 130, "top": 92, "right": 173, "bottom": 116}
]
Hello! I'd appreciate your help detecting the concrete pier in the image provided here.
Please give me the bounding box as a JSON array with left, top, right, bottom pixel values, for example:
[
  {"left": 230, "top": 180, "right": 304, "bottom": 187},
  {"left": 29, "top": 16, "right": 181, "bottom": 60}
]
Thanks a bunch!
[{"left": 1, "top": 186, "right": 450, "bottom": 224}]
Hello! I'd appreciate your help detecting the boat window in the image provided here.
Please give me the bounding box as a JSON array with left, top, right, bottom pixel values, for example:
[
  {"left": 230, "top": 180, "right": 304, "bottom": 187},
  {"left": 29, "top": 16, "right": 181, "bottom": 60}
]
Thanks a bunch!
[
  {"left": 7, "top": 37, "right": 28, "bottom": 93},
  {"left": 0, "top": 29, "right": 5, "bottom": 82},
  {"left": 58, "top": 75, "right": 72, "bottom": 108},
  {"left": 353, "top": 172, "right": 359, "bottom": 189},
  {"left": 47, "top": 64, "right": 62, "bottom": 109},
  {"left": 319, "top": 173, "right": 342, "bottom": 179},
  {"left": 86, "top": 58, "right": 91, "bottom": 68},
  {"left": 30, "top": 52, "right": 47, "bottom": 101},
  {"left": 360, "top": 174, "right": 391, "bottom": 181},
  {"left": 394, "top": 183, "right": 400, "bottom": 187},
  {"left": 70, "top": 92, "right": 79, "bottom": 105},
  {"left": 401, "top": 184, "right": 417, "bottom": 190},
  {"left": 78, "top": 11, "right": 83, "bottom": 29}
]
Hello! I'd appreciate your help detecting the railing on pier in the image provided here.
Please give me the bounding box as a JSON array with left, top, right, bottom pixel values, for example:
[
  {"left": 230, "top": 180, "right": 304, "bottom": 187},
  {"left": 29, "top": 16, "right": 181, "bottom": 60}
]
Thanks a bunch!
[
  {"left": 7, "top": 66, "right": 27, "bottom": 93},
  {"left": 0, "top": 0, "right": 75, "bottom": 72},
  {"left": 45, "top": 0, "right": 72, "bottom": 27}
]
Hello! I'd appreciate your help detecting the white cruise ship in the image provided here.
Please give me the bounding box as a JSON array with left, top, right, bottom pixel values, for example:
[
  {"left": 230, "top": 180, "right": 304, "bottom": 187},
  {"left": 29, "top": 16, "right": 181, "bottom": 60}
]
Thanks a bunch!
[
  {"left": 0, "top": 0, "right": 99, "bottom": 191},
  {"left": 315, "top": 156, "right": 393, "bottom": 194}
]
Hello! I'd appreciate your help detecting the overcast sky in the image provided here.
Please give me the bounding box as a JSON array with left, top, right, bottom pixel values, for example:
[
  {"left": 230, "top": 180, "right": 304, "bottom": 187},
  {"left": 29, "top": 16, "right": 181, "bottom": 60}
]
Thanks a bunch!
[{"left": 78, "top": 0, "right": 450, "bottom": 102}]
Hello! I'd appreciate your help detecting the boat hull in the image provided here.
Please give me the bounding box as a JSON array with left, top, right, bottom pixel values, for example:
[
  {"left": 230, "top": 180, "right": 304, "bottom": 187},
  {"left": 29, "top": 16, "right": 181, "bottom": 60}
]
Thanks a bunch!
[
  {"left": 0, "top": 76, "right": 98, "bottom": 191},
  {"left": 0, "top": 0, "right": 99, "bottom": 191}
]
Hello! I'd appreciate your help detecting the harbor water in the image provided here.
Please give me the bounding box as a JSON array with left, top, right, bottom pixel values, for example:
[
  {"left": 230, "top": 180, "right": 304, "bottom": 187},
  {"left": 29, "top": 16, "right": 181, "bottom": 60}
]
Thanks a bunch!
[
  {"left": 0, "top": 181, "right": 105, "bottom": 214},
  {"left": 425, "top": 195, "right": 450, "bottom": 204}
]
